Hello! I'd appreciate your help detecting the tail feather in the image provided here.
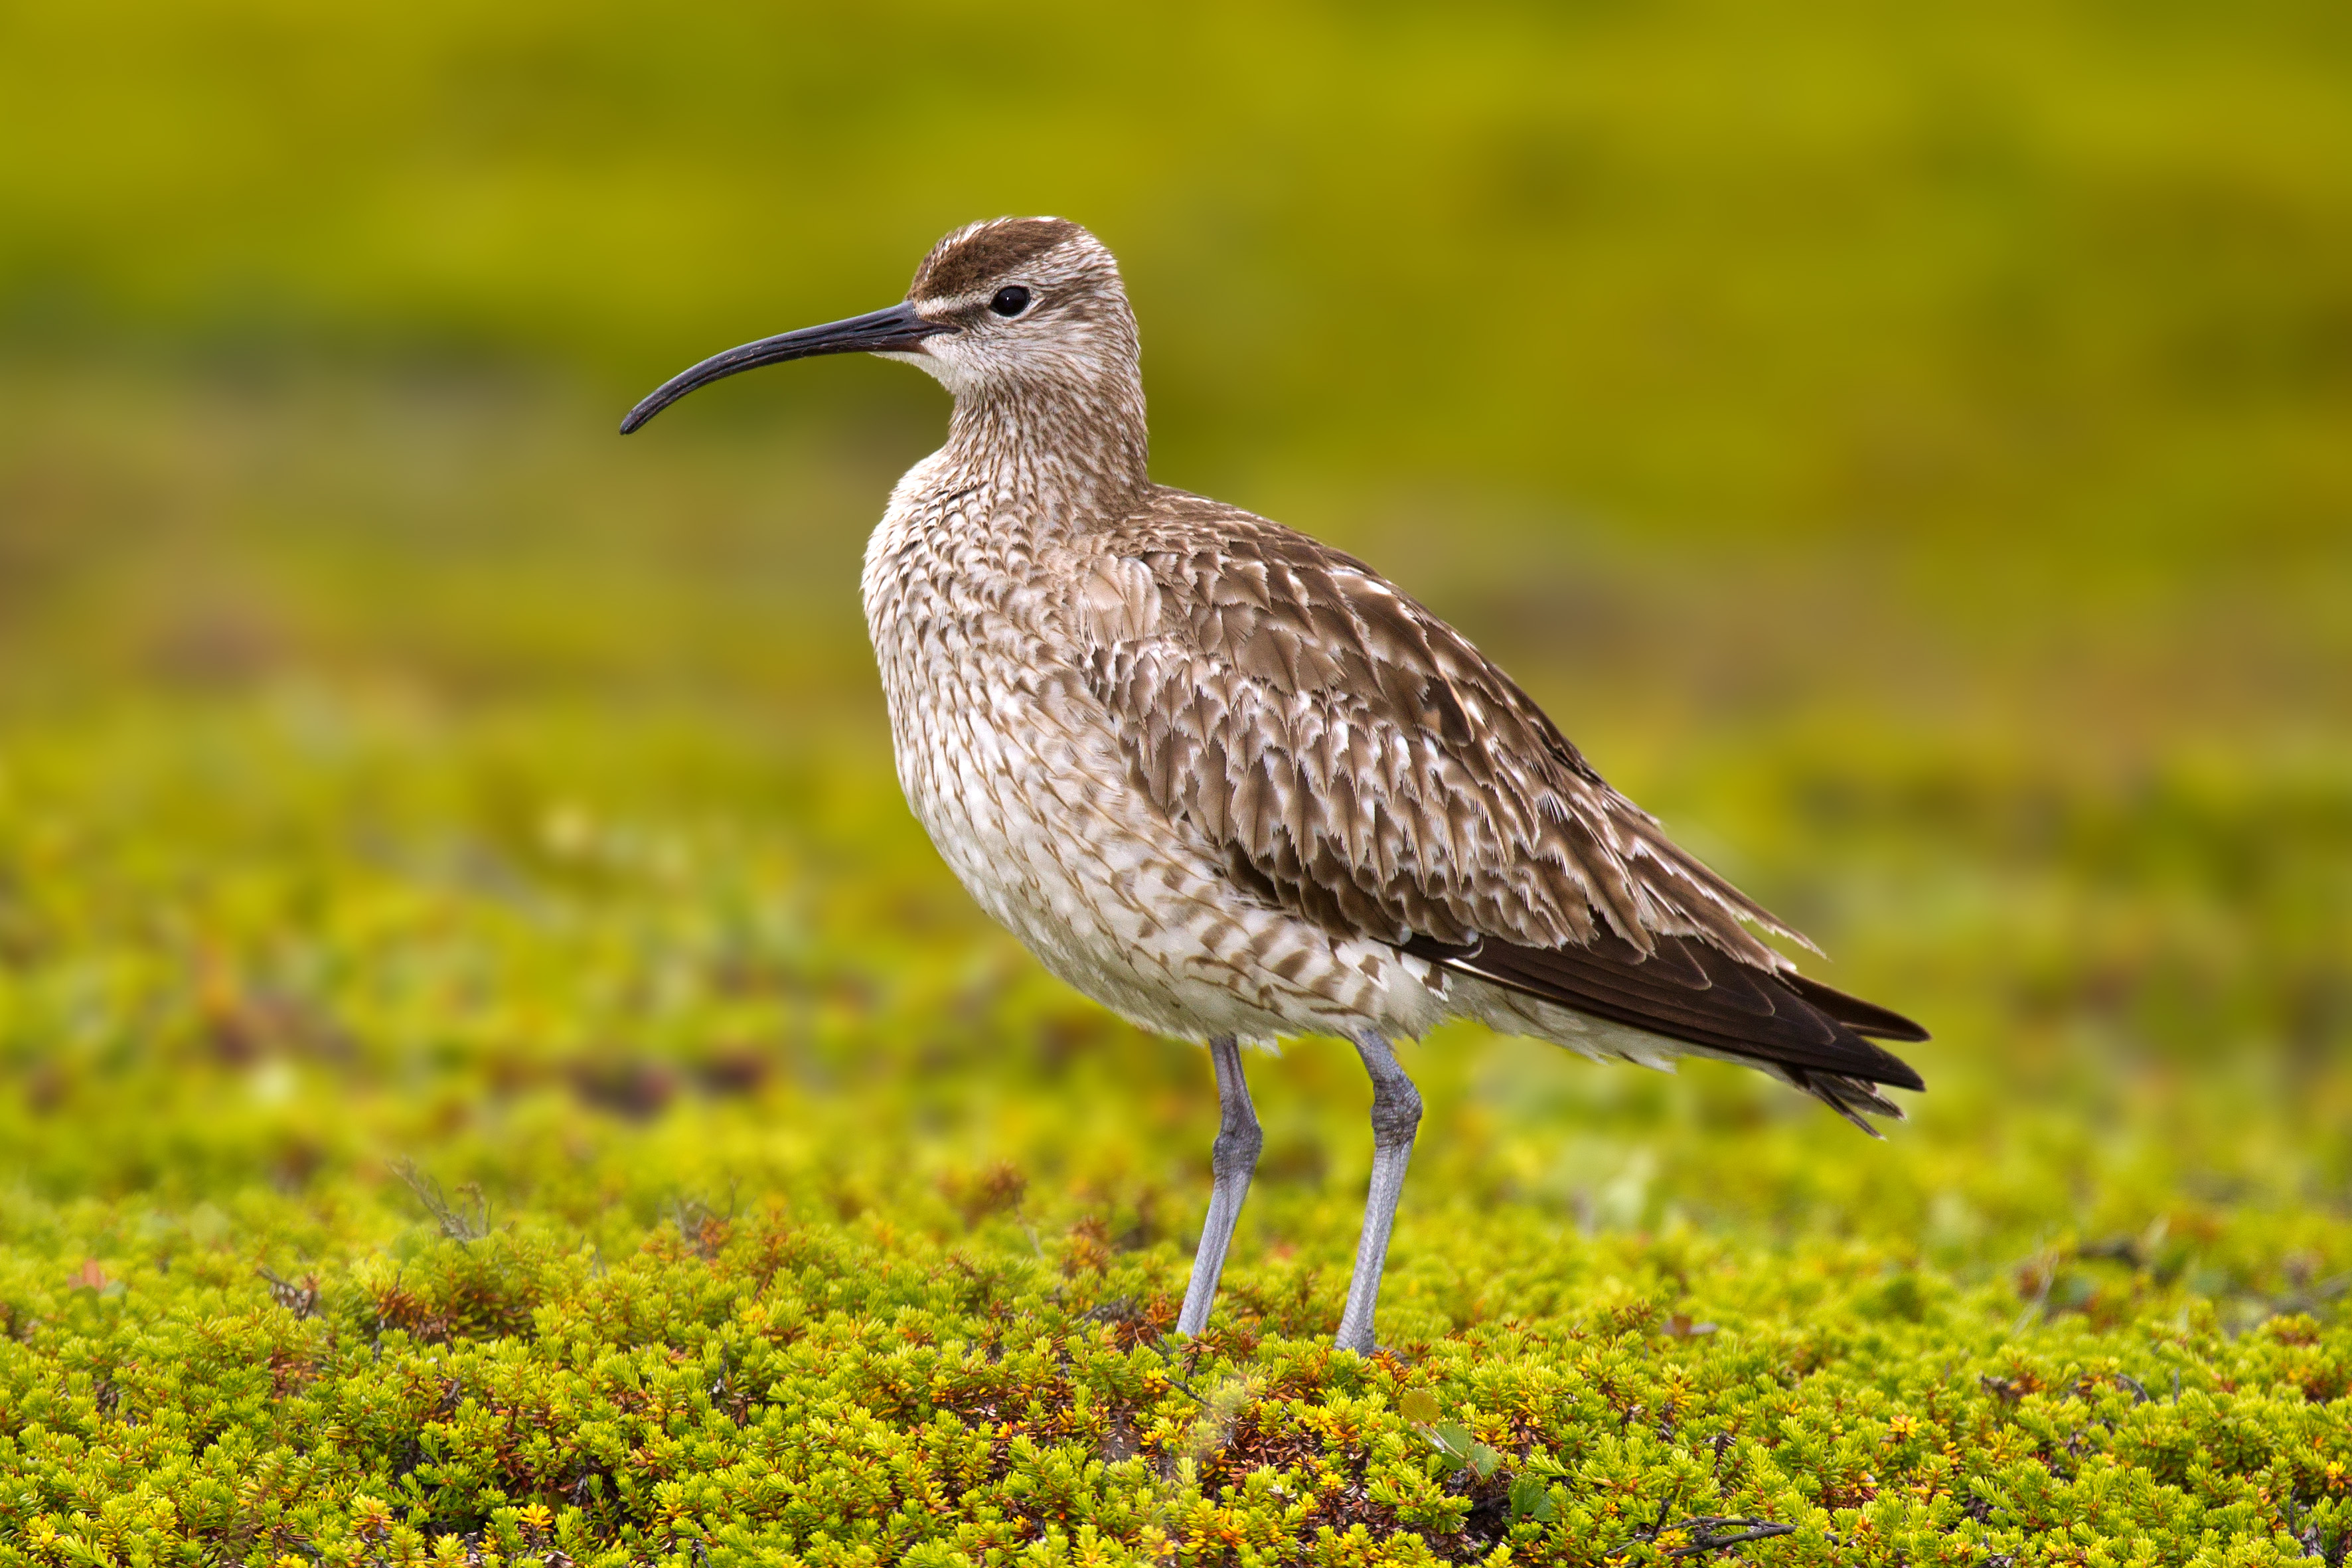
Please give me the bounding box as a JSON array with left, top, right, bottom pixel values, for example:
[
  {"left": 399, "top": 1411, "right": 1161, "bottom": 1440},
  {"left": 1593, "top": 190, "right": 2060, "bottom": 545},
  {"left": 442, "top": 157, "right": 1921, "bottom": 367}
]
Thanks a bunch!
[{"left": 1789, "top": 1069, "right": 1907, "bottom": 1137}]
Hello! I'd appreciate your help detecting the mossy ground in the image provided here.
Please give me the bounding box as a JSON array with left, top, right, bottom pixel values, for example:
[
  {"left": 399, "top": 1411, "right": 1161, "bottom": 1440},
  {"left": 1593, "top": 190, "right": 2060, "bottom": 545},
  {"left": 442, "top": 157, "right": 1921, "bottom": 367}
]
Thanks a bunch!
[{"left": 1, "top": 690, "right": 2345, "bottom": 1567}]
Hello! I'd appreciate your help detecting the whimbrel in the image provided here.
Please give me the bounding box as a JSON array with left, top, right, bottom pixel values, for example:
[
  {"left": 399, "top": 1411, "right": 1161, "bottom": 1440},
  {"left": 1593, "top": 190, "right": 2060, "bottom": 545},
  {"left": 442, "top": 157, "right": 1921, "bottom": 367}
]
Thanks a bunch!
[{"left": 622, "top": 218, "right": 1926, "bottom": 1352}]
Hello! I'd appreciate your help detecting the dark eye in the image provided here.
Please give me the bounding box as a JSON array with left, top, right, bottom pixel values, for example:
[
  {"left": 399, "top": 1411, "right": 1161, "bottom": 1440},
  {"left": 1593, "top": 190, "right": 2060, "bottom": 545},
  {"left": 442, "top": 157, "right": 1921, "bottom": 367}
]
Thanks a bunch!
[{"left": 990, "top": 285, "right": 1032, "bottom": 317}]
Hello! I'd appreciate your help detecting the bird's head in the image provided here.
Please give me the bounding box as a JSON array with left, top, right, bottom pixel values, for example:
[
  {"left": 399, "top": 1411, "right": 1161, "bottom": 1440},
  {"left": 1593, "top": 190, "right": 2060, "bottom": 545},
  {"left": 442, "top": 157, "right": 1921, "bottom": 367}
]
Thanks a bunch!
[{"left": 620, "top": 217, "right": 1137, "bottom": 434}]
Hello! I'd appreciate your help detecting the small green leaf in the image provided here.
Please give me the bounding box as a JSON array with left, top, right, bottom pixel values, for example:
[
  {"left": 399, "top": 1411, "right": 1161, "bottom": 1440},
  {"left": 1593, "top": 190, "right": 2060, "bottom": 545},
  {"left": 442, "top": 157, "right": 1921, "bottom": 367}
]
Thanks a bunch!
[
  {"left": 1421, "top": 1419, "right": 1477, "bottom": 1472},
  {"left": 1399, "top": 1388, "right": 1441, "bottom": 1426},
  {"left": 1508, "top": 1472, "right": 1557, "bottom": 1524},
  {"left": 1468, "top": 1442, "right": 1501, "bottom": 1479}
]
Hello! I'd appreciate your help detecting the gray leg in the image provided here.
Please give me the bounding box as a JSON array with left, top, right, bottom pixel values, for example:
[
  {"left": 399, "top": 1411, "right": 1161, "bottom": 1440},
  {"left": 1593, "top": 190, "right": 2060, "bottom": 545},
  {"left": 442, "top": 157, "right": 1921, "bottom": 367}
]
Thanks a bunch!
[
  {"left": 1334, "top": 1031, "right": 1422, "bottom": 1354},
  {"left": 1176, "top": 1036, "right": 1261, "bottom": 1336}
]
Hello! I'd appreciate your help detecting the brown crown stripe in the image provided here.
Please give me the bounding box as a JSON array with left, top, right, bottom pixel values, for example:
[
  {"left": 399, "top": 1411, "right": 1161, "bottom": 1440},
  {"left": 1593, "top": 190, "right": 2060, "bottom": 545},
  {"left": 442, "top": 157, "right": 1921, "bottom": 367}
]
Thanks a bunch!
[{"left": 912, "top": 218, "right": 1087, "bottom": 301}]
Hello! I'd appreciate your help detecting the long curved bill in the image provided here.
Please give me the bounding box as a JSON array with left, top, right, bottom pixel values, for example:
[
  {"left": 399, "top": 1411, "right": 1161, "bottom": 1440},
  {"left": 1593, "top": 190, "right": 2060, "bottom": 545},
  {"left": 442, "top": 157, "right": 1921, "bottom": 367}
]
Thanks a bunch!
[{"left": 619, "top": 302, "right": 951, "bottom": 433}]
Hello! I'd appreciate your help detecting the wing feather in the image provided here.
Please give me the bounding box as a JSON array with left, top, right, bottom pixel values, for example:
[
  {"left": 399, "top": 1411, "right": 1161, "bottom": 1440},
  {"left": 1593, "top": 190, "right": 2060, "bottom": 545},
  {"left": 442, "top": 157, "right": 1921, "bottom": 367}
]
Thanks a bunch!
[{"left": 1081, "top": 492, "right": 1927, "bottom": 1117}]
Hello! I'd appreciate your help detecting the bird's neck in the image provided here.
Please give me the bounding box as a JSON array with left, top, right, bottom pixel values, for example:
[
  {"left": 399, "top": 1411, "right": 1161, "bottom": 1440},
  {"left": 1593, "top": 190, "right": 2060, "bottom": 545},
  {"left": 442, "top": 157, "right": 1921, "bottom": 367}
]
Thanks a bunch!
[{"left": 938, "top": 373, "right": 1150, "bottom": 524}]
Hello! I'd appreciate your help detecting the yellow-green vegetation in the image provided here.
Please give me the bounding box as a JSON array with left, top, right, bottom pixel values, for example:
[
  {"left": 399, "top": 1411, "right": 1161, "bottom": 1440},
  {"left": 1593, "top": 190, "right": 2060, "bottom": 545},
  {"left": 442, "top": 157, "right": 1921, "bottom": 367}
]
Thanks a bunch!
[
  {"left": 3, "top": 2, "right": 2349, "bottom": 1565},
  {"left": 2, "top": 693, "right": 2347, "bottom": 1567}
]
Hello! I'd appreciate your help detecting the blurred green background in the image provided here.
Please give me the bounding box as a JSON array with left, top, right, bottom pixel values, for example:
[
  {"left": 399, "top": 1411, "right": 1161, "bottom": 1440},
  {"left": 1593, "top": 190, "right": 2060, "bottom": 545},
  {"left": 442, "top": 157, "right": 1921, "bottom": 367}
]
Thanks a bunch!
[{"left": 1, "top": 0, "right": 2347, "bottom": 1304}]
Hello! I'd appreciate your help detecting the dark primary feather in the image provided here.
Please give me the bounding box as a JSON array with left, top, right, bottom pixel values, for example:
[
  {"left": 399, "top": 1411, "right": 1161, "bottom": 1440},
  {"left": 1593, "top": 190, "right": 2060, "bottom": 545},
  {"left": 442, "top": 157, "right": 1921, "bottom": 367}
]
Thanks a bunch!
[
  {"left": 1083, "top": 489, "right": 1927, "bottom": 1125},
  {"left": 1400, "top": 929, "right": 1924, "bottom": 1133},
  {"left": 1404, "top": 929, "right": 1925, "bottom": 1076}
]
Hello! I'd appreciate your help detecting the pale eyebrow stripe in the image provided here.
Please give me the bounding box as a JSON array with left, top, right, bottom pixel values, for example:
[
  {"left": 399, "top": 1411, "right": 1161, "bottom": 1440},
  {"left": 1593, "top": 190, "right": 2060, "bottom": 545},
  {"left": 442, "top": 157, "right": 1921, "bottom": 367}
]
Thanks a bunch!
[{"left": 917, "top": 291, "right": 995, "bottom": 315}]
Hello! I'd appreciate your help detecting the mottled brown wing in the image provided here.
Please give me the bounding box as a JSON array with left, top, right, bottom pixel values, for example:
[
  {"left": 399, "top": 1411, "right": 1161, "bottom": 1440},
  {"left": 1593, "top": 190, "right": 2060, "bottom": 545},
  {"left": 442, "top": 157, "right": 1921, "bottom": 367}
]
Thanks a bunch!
[
  {"left": 1083, "top": 493, "right": 1926, "bottom": 1105},
  {"left": 1087, "top": 495, "right": 1792, "bottom": 961}
]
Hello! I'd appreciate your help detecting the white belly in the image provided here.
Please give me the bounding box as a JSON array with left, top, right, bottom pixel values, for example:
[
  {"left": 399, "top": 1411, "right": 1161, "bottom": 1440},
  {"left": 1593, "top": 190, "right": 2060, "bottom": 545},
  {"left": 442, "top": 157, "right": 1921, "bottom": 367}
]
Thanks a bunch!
[{"left": 858, "top": 477, "right": 1449, "bottom": 1046}]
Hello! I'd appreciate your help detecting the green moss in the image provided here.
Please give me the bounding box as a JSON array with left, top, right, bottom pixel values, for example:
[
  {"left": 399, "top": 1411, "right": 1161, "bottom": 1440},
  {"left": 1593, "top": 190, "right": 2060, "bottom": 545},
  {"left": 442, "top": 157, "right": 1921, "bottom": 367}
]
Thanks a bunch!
[
  {"left": 3, "top": 1207, "right": 2348, "bottom": 1566},
  {"left": 0, "top": 702, "right": 2344, "bottom": 1565}
]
